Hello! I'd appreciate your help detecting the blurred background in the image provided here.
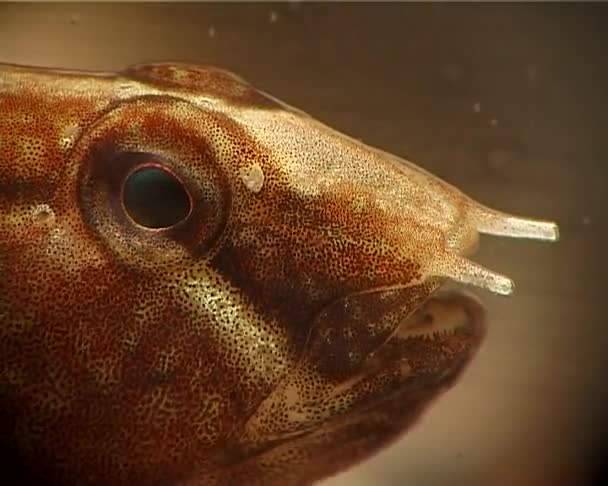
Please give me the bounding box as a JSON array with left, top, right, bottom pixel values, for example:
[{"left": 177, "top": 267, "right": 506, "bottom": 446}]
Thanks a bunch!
[{"left": 1, "top": 3, "right": 606, "bottom": 485}]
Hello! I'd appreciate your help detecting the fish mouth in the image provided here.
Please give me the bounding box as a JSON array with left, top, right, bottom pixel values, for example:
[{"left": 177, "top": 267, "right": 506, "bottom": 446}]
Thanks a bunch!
[
  {"left": 396, "top": 290, "right": 482, "bottom": 341},
  {"left": 364, "top": 289, "right": 487, "bottom": 389},
  {"left": 311, "top": 288, "right": 488, "bottom": 425},
  {"left": 298, "top": 282, "right": 486, "bottom": 389}
]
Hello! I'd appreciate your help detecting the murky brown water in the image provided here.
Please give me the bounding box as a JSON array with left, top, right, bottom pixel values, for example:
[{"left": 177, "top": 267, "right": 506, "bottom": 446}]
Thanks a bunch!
[{"left": 1, "top": 3, "right": 606, "bottom": 485}]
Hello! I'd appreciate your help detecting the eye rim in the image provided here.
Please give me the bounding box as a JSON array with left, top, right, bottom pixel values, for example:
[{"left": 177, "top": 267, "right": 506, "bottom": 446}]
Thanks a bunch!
[
  {"left": 74, "top": 96, "right": 234, "bottom": 265},
  {"left": 80, "top": 145, "right": 231, "bottom": 257},
  {"left": 120, "top": 161, "right": 194, "bottom": 232}
]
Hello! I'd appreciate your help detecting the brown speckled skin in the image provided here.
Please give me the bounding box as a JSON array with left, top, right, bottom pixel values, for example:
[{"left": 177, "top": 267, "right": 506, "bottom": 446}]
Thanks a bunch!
[{"left": 0, "top": 63, "right": 490, "bottom": 485}]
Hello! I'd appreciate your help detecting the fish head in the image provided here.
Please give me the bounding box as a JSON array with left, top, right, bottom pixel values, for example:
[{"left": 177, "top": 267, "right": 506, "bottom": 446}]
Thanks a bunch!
[{"left": 0, "top": 62, "right": 558, "bottom": 484}]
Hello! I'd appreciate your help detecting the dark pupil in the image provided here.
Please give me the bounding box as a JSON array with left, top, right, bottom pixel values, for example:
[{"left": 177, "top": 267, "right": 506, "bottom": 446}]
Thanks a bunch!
[{"left": 123, "top": 166, "right": 191, "bottom": 229}]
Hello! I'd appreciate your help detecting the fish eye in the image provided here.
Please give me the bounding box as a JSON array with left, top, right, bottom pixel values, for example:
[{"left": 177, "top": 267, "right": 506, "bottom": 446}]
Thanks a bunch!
[{"left": 122, "top": 165, "right": 192, "bottom": 229}]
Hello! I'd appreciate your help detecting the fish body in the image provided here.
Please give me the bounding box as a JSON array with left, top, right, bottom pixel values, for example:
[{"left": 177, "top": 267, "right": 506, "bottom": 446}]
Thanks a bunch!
[{"left": 0, "top": 63, "right": 558, "bottom": 485}]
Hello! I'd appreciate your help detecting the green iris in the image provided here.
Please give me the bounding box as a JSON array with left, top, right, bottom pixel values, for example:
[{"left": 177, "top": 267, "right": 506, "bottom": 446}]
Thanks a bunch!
[{"left": 123, "top": 166, "right": 191, "bottom": 229}]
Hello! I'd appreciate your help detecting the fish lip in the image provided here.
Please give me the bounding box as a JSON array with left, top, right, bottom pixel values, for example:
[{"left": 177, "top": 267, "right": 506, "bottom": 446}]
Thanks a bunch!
[
  {"left": 357, "top": 289, "right": 487, "bottom": 394},
  {"left": 394, "top": 289, "right": 486, "bottom": 342},
  {"left": 299, "top": 284, "right": 487, "bottom": 393}
]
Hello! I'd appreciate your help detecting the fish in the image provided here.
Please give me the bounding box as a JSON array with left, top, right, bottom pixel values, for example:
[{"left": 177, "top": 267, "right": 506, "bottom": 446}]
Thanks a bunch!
[{"left": 0, "top": 62, "right": 559, "bottom": 485}]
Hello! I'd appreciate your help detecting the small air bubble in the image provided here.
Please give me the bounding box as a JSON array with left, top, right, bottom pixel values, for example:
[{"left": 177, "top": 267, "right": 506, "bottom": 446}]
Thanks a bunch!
[
  {"left": 59, "top": 124, "right": 79, "bottom": 148},
  {"left": 288, "top": 1, "right": 302, "bottom": 12},
  {"left": 488, "top": 149, "right": 512, "bottom": 171},
  {"left": 240, "top": 164, "right": 265, "bottom": 193},
  {"left": 526, "top": 66, "right": 540, "bottom": 82},
  {"left": 490, "top": 118, "right": 498, "bottom": 126},
  {"left": 208, "top": 26, "right": 216, "bottom": 38},
  {"left": 441, "top": 64, "right": 464, "bottom": 83},
  {"left": 32, "top": 204, "right": 55, "bottom": 225},
  {"left": 473, "top": 102, "right": 481, "bottom": 113},
  {"left": 269, "top": 10, "right": 279, "bottom": 23}
]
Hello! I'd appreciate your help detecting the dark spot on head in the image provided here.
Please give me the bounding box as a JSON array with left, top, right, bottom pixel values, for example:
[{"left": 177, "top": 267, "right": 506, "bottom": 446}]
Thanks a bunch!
[{"left": 122, "top": 63, "right": 284, "bottom": 110}]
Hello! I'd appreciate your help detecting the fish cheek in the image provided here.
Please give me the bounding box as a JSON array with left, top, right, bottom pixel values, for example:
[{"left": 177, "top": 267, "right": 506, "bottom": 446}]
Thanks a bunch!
[
  {"left": 239, "top": 283, "right": 438, "bottom": 447},
  {"left": 62, "top": 93, "right": 316, "bottom": 482},
  {"left": 70, "top": 93, "right": 298, "bottom": 410},
  {"left": 26, "top": 95, "right": 263, "bottom": 480}
]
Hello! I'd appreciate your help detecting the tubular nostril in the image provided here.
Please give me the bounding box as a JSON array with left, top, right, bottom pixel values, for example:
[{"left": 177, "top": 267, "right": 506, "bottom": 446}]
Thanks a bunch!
[
  {"left": 427, "top": 252, "right": 515, "bottom": 296},
  {"left": 469, "top": 203, "right": 560, "bottom": 241},
  {"left": 122, "top": 165, "right": 191, "bottom": 229}
]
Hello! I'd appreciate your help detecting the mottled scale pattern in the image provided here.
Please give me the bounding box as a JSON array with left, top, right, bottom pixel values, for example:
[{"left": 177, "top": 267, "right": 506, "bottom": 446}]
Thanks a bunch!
[{"left": 0, "top": 62, "right": 558, "bottom": 485}]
